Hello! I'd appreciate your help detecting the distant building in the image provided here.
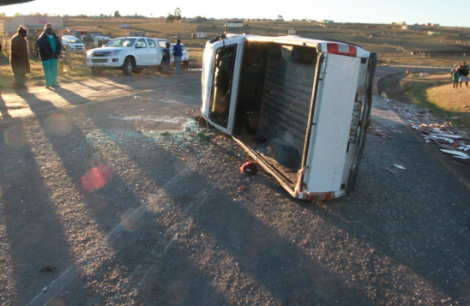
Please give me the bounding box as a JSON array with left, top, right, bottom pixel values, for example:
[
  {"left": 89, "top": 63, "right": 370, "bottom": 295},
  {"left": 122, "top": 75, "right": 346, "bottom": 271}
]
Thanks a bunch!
[
  {"left": 226, "top": 20, "right": 243, "bottom": 28},
  {"left": 196, "top": 32, "right": 207, "bottom": 38},
  {"left": 427, "top": 31, "right": 440, "bottom": 36},
  {"left": 321, "top": 19, "right": 334, "bottom": 24},
  {"left": 402, "top": 25, "right": 421, "bottom": 31},
  {"left": 3, "top": 15, "right": 65, "bottom": 35},
  {"left": 431, "top": 23, "right": 440, "bottom": 27},
  {"left": 288, "top": 29, "right": 296, "bottom": 35},
  {"left": 393, "top": 22, "right": 406, "bottom": 25},
  {"left": 183, "top": 18, "right": 196, "bottom": 22},
  {"left": 129, "top": 31, "right": 146, "bottom": 37},
  {"left": 208, "top": 18, "right": 216, "bottom": 21}
]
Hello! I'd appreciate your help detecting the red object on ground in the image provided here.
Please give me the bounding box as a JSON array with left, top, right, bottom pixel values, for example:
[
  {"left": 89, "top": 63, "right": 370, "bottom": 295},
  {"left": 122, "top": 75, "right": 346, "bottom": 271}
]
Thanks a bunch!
[
  {"left": 240, "top": 162, "right": 258, "bottom": 175},
  {"left": 81, "top": 165, "right": 114, "bottom": 191}
]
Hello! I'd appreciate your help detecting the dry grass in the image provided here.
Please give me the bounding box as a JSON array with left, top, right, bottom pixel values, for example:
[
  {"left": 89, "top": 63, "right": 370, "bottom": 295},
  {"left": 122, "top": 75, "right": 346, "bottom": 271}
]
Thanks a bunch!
[{"left": 63, "top": 17, "right": 470, "bottom": 67}]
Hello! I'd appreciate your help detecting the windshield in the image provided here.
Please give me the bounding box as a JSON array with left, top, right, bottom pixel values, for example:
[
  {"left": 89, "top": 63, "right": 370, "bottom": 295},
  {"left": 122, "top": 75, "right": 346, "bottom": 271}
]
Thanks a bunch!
[
  {"left": 105, "top": 38, "right": 136, "bottom": 48},
  {"left": 68, "top": 38, "right": 82, "bottom": 43}
]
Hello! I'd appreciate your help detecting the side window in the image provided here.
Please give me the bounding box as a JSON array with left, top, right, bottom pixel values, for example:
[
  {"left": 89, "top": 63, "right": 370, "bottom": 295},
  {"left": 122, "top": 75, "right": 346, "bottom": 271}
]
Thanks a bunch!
[
  {"left": 158, "top": 40, "right": 167, "bottom": 48},
  {"left": 136, "top": 39, "right": 147, "bottom": 48},
  {"left": 147, "top": 39, "right": 156, "bottom": 48}
]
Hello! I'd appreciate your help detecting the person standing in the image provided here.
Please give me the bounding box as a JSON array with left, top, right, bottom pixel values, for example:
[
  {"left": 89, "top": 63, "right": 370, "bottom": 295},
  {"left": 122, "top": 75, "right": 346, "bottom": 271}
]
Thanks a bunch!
[
  {"left": 10, "top": 26, "right": 30, "bottom": 88},
  {"left": 172, "top": 39, "right": 183, "bottom": 75},
  {"left": 451, "top": 68, "right": 460, "bottom": 90},
  {"left": 37, "top": 23, "right": 61, "bottom": 88},
  {"left": 163, "top": 42, "right": 171, "bottom": 75},
  {"left": 458, "top": 62, "right": 469, "bottom": 88}
]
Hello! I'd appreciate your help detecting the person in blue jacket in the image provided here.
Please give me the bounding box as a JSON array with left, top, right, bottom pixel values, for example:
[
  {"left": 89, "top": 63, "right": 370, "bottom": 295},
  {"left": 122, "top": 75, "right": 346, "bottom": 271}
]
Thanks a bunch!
[
  {"left": 172, "top": 39, "right": 183, "bottom": 75},
  {"left": 37, "top": 23, "right": 62, "bottom": 88}
]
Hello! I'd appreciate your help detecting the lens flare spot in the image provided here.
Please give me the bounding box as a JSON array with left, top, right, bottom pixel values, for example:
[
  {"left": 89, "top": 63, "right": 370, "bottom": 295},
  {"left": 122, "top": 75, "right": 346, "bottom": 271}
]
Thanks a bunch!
[
  {"left": 3, "top": 126, "right": 30, "bottom": 147},
  {"left": 44, "top": 113, "right": 73, "bottom": 136},
  {"left": 81, "top": 165, "right": 113, "bottom": 191},
  {"left": 121, "top": 208, "right": 142, "bottom": 231}
]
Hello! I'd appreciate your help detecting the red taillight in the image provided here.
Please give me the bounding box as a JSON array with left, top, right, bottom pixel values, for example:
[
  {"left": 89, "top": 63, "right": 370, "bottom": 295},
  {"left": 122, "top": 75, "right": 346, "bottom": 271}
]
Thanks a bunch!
[{"left": 327, "top": 43, "right": 357, "bottom": 57}]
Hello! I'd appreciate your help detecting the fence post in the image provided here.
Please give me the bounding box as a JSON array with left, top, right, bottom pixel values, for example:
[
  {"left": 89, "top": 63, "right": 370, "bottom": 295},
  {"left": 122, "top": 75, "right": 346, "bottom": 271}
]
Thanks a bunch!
[{"left": 66, "top": 44, "right": 72, "bottom": 70}]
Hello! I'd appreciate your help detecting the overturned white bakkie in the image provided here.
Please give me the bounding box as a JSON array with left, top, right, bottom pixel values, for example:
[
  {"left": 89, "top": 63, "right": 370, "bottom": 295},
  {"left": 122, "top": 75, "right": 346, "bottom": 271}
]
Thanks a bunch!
[{"left": 201, "top": 34, "right": 377, "bottom": 201}]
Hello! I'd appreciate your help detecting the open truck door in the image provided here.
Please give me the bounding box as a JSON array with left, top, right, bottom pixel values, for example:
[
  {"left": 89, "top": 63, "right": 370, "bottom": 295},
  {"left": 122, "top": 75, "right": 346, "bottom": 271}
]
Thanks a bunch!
[
  {"left": 202, "top": 35, "right": 377, "bottom": 202},
  {"left": 201, "top": 36, "right": 245, "bottom": 135}
]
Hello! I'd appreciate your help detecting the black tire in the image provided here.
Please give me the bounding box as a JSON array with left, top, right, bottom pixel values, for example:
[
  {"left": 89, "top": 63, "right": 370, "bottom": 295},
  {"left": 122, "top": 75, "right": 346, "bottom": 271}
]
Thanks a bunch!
[
  {"left": 122, "top": 57, "right": 134, "bottom": 76},
  {"left": 183, "top": 60, "right": 189, "bottom": 66},
  {"left": 158, "top": 65, "right": 165, "bottom": 74},
  {"left": 91, "top": 67, "right": 103, "bottom": 76},
  {"left": 133, "top": 68, "right": 143, "bottom": 74}
]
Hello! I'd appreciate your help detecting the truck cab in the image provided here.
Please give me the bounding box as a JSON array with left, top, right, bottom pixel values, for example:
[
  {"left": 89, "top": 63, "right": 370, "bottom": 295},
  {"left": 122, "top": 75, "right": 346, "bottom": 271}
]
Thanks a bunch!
[{"left": 201, "top": 34, "right": 377, "bottom": 201}]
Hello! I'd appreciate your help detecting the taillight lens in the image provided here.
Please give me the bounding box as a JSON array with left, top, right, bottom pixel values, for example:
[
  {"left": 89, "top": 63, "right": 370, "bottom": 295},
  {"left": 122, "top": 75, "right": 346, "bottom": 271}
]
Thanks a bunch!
[{"left": 327, "top": 43, "right": 357, "bottom": 57}]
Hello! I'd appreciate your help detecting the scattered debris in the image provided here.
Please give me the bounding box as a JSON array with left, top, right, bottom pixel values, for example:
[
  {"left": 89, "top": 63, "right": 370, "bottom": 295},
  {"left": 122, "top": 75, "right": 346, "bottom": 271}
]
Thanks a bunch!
[
  {"left": 375, "top": 130, "right": 392, "bottom": 140},
  {"left": 240, "top": 162, "right": 258, "bottom": 175},
  {"left": 394, "top": 164, "right": 405, "bottom": 170},
  {"left": 197, "top": 131, "right": 210, "bottom": 141},
  {"left": 381, "top": 96, "right": 470, "bottom": 163},
  {"left": 238, "top": 186, "right": 249, "bottom": 192},
  {"left": 160, "top": 131, "right": 170, "bottom": 136},
  {"left": 386, "top": 167, "right": 397, "bottom": 174}
]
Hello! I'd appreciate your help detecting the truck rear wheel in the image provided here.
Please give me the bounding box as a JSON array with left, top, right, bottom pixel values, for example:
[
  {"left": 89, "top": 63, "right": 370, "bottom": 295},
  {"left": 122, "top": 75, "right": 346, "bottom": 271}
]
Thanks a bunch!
[
  {"left": 122, "top": 57, "right": 134, "bottom": 76},
  {"left": 91, "top": 67, "right": 102, "bottom": 76},
  {"left": 183, "top": 60, "right": 189, "bottom": 66}
]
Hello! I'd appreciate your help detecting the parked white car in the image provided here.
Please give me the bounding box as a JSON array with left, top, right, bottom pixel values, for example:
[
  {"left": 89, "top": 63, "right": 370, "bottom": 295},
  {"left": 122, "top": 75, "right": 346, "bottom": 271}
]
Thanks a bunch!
[
  {"left": 61, "top": 35, "right": 86, "bottom": 52},
  {"left": 171, "top": 43, "right": 190, "bottom": 65},
  {"left": 86, "top": 37, "right": 172, "bottom": 76}
]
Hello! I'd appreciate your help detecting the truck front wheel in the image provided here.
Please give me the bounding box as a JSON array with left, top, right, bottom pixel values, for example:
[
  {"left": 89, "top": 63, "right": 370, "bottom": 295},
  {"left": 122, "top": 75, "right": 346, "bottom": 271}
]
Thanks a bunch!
[{"left": 122, "top": 57, "right": 134, "bottom": 76}]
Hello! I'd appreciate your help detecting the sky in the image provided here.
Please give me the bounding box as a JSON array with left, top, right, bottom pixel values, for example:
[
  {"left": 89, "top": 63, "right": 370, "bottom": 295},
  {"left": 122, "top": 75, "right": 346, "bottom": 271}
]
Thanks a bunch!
[{"left": 0, "top": 0, "right": 468, "bottom": 28}]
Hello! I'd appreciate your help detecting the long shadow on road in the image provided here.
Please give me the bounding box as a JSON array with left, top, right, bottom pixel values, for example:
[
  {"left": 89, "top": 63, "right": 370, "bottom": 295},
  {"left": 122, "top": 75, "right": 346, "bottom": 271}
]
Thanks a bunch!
[{"left": 0, "top": 122, "right": 75, "bottom": 305}]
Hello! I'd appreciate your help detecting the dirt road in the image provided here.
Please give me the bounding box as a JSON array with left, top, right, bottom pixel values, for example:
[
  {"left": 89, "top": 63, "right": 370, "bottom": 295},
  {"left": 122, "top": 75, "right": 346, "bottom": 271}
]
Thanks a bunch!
[{"left": 0, "top": 72, "right": 469, "bottom": 306}]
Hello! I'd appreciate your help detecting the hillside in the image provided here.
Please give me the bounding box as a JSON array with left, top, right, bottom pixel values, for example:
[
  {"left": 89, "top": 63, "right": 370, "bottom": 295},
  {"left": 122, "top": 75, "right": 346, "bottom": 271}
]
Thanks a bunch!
[{"left": 62, "top": 17, "right": 470, "bottom": 66}]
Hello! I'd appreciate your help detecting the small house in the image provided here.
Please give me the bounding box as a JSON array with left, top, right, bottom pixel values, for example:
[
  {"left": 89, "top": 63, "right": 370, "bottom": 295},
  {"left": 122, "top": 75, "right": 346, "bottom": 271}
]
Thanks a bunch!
[
  {"left": 196, "top": 32, "right": 207, "bottom": 38},
  {"left": 287, "top": 29, "right": 296, "bottom": 35}
]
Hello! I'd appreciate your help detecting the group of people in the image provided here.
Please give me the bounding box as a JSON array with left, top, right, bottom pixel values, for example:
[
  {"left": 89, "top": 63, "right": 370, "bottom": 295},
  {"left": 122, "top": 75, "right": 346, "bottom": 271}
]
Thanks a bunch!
[
  {"left": 451, "top": 62, "right": 469, "bottom": 89},
  {"left": 11, "top": 23, "right": 62, "bottom": 89},
  {"left": 9, "top": 23, "right": 185, "bottom": 88}
]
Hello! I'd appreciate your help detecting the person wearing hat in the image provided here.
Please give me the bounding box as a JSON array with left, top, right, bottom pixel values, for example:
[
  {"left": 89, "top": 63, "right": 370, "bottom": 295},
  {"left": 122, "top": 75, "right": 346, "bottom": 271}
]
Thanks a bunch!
[
  {"left": 10, "top": 25, "right": 30, "bottom": 88},
  {"left": 37, "top": 23, "right": 62, "bottom": 88}
]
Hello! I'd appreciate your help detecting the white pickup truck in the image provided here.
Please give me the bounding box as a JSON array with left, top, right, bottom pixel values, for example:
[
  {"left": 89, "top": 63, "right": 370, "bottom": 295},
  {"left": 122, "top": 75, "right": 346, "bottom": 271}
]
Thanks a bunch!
[
  {"left": 201, "top": 34, "right": 377, "bottom": 202},
  {"left": 87, "top": 37, "right": 172, "bottom": 76}
]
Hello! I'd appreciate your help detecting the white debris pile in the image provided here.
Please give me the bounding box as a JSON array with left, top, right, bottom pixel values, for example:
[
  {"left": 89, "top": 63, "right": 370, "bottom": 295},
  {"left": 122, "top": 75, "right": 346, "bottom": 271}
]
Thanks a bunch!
[
  {"left": 381, "top": 97, "right": 470, "bottom": 162},
  {"left": 415, "top": 123, "right": 470, "bottom": 160}
]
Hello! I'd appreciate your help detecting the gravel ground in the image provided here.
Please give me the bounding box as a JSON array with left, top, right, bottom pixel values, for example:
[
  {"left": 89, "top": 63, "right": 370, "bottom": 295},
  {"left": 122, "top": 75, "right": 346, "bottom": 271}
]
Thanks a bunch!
[{"left": 0, "top": 76, "right": 469, "bottom": 305}]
